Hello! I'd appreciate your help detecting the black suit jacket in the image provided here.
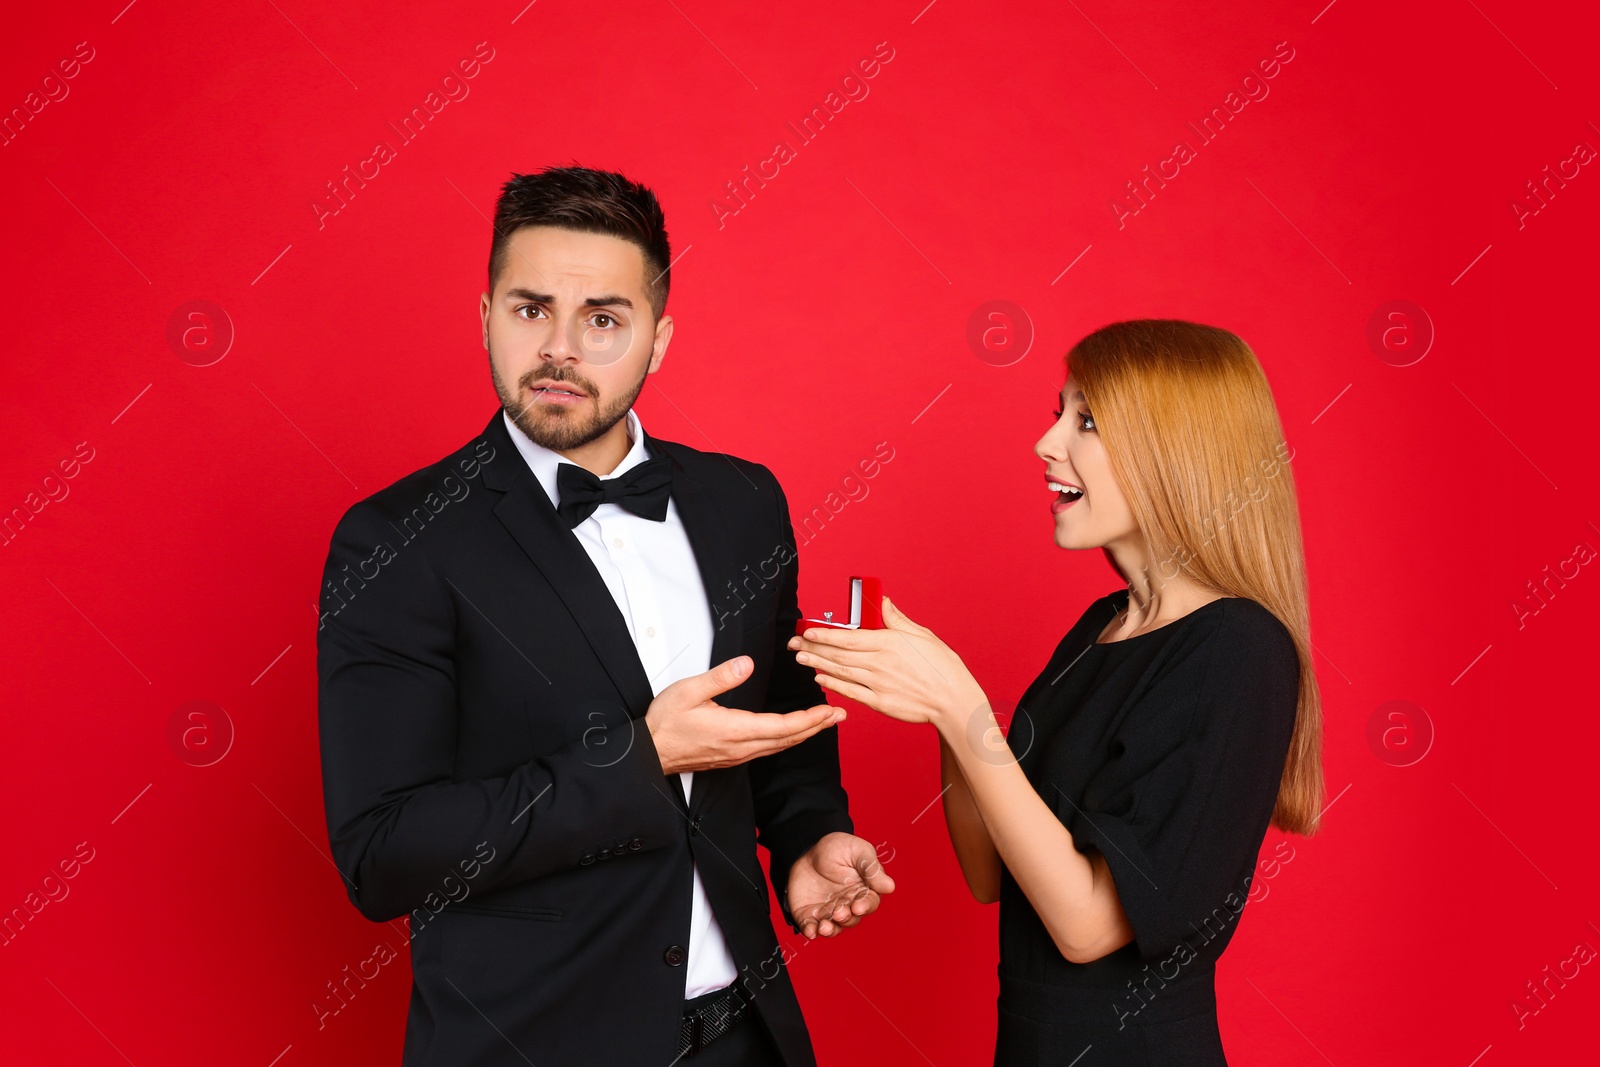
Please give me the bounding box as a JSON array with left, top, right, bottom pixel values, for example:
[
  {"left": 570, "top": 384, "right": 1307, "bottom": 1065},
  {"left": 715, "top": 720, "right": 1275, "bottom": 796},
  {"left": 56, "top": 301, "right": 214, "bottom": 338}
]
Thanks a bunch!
[{"left": 316, "top": 408, "right": 853, "bottom": 1066}]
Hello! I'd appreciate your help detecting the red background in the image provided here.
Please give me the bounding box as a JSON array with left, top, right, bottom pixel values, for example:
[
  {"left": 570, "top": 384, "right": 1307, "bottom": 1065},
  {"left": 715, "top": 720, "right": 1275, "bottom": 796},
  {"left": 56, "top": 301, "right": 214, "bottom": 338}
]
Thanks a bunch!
[{"left": 4, "top": 1, "right": 1597, "bottom": 1063}]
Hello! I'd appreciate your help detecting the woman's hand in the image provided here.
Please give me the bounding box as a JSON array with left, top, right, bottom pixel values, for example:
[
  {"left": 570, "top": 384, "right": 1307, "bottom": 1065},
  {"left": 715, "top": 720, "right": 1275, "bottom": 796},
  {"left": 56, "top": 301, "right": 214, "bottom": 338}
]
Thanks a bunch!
[{"left": 787, "top": 597, "right": 986, "bottom": 727}]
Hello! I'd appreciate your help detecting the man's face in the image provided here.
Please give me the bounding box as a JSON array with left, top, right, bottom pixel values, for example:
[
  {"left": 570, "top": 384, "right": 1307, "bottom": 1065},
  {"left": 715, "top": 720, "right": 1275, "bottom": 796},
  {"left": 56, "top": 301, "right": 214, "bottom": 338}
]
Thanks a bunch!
[{"left": 480, "top": 225, "right": 672, "bottom": 452}]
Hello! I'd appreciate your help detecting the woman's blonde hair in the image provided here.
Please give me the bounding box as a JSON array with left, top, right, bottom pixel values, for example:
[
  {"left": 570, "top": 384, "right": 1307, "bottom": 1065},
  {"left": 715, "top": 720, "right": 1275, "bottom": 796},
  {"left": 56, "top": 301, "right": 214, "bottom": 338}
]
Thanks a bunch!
[{"left": 1068, "top": 319, "right": 1323, "bottom": 835}]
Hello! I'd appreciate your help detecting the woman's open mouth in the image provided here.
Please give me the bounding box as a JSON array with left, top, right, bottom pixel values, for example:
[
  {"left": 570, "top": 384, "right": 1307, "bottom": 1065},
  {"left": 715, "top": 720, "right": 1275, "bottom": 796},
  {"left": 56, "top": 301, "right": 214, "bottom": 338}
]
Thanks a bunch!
[{"left": 1048, "top": 480, "right": 1083, "bottom": 514}]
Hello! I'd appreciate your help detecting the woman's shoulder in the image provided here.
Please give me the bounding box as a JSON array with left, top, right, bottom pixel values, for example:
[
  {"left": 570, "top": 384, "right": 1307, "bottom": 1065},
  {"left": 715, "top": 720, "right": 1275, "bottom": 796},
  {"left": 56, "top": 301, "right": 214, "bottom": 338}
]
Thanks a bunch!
[
  {"left": 1175, "top": 597, "right": 1302, "bottom": 705},
  {"left": 1205, "top": 596, "right": 1297, "bottom": 660},
  {"left": 1126, "top": 595, "right": 1297, "bottom": 685}
]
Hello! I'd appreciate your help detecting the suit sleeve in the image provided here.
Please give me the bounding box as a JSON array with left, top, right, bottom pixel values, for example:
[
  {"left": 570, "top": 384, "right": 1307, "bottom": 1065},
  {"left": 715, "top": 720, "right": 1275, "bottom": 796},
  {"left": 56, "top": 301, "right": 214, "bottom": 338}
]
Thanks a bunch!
[
  {"left": 316, "top": 499, "right": 683, "bottom": 924},
  {"left": 1064, "top": 603, "right": 1300, "bottom": 963},
  {"left": 745, "top": 469, "right": 855, "bottom": 930}
]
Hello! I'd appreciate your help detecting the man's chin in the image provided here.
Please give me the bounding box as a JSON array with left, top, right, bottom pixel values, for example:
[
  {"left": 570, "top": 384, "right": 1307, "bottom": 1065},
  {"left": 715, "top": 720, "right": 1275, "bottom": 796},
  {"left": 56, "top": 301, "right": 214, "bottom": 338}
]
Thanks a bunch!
[{"left": 516, "top": 409, "right": 608, "bottom": 452}]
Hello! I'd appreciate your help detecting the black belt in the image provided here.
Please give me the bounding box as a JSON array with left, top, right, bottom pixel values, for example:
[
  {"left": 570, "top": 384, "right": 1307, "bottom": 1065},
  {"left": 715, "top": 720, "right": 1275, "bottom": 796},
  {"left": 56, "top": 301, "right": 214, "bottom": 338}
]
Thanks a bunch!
[{"left": 678, "top": 981, "right": 753, "bottom": 1058}]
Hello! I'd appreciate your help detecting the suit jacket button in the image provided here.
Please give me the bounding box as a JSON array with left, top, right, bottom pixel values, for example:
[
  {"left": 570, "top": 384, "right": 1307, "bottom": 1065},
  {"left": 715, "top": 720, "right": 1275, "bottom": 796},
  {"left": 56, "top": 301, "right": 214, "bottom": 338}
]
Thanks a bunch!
[
  {"left": 598, "top": 847, "right": 611, "bottom": 860},
  {"left": 629, "top": 837, "right": 642, "bottom": 851},
  {"left": 690, "top": 815, "right": 703, "bottom": 838},
  {"left": 580, "top": 853, "right": 595, "bottom": 865},
  {"left": 664, "top": 945, "right": 686, "bottom": 967}
]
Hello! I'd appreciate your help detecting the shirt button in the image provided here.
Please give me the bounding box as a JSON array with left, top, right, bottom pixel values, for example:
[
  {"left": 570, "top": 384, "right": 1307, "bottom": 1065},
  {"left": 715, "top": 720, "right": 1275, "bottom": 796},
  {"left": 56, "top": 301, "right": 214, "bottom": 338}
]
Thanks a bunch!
[
  {"left": 664, "top": 944, "right": 686, "bottom": 967},
  {"left": 612, "top": 537, "right": 624, "bottom": 549},
  {"left": 645, "top": 626, "right": 657, "bottom": 638}
]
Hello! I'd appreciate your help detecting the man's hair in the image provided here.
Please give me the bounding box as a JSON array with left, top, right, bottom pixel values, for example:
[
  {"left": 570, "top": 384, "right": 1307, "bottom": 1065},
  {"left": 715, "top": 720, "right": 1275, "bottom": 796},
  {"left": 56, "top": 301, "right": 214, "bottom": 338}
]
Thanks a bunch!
[{"left": 487, "top": 166, "right": 672, "bottom": 319}]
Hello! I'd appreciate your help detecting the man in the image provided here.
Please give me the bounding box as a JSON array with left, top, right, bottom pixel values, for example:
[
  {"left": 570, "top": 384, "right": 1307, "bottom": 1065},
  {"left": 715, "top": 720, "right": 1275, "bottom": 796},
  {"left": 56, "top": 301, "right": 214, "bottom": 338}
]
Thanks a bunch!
[{"left": 316, "top": 165, "right": 893, "bottom": 1066}]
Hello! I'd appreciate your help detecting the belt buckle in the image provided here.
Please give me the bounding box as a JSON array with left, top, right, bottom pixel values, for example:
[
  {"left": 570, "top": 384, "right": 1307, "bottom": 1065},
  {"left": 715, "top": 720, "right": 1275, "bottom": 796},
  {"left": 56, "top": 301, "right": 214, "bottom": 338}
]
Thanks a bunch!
[
  {"left": 683, "top": 984, "right": 748, "bottom": 1058},
  {"left": 687, "top": 1011, "right": 705, "bottom": 1056}
]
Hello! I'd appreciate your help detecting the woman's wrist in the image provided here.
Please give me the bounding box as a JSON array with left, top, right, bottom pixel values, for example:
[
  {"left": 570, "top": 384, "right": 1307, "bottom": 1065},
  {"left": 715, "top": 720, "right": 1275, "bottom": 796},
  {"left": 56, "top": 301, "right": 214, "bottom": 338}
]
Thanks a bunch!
[{"left": 931, "top": 678, "right": 991, "bottom": 737}]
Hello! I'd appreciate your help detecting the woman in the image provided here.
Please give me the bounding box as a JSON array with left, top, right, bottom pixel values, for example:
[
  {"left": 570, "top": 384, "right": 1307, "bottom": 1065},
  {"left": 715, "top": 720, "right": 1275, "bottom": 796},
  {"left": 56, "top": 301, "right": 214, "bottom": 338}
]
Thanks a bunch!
[{"left": 789, "top": 320, "right": 1323, "bottom": 1065}]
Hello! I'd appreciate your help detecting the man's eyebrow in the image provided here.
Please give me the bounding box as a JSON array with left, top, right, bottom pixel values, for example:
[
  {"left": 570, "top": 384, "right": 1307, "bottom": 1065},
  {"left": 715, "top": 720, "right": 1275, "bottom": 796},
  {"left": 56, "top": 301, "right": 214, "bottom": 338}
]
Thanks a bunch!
[{"left": 501, "top": 287, "right": 632, "bottom": 309}]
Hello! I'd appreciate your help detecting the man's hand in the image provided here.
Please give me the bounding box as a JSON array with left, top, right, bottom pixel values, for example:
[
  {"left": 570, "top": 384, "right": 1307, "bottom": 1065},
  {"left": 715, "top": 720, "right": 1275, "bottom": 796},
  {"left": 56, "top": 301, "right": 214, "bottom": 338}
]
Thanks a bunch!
[
  {"left": 786, "top": 832, "right": 896, "bottom": 940},
  {"left": 644, "top": 655, "right": 845, "bottom": 775}
]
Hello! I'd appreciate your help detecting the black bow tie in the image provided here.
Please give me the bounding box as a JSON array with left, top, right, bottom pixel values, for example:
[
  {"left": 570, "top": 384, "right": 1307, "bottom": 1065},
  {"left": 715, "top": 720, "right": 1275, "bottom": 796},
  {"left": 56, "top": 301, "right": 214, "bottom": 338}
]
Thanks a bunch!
[{"left": 555, "top": 455, "right": 673, "bottom": 528}]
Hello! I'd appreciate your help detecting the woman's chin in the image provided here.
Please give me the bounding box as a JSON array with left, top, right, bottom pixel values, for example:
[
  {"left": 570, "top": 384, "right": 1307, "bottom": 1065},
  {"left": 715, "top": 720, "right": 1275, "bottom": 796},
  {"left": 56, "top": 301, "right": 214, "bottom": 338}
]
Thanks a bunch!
[{"left": 1052, "top": 528, "right": 1101, "bottom": 552}]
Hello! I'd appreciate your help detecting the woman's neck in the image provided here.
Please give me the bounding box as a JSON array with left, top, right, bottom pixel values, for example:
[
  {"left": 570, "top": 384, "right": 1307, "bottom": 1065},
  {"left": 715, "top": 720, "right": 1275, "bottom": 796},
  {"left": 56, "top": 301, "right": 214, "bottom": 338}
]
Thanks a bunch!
[{"left": 1102, "top": 536, "right": 1221, "bottom": 640}]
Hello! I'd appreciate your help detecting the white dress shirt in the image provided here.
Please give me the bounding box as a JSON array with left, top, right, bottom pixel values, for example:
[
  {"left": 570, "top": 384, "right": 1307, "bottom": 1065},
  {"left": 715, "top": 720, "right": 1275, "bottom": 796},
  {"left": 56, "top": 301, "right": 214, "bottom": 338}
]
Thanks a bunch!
[{"left": 502, "top": 407, "right": 738, "bottom": 998}]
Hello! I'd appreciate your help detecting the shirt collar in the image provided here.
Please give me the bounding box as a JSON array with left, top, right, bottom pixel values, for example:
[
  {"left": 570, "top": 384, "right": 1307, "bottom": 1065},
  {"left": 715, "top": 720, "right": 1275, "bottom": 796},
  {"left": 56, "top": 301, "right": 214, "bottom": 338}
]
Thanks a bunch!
[{"left": 501, "top": 406, "right": 650, "bottom": 510}]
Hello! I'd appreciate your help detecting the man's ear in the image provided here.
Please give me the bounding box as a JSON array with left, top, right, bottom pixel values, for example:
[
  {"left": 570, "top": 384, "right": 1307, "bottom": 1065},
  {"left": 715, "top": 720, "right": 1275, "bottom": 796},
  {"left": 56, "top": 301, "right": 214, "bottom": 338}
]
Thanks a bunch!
[
  {"left": 647, "top": 314, "right": 673, "bottom": 374},
  {"left": 479, "top": 292, "right": 492, "bottom": 350}
]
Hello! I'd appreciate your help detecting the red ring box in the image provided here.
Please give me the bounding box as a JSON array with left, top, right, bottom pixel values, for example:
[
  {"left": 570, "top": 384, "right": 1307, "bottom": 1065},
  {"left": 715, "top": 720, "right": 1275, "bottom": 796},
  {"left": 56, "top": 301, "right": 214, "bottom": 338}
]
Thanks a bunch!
[{"left": 795, "top": 576, "right": 884, "bottom": 636}]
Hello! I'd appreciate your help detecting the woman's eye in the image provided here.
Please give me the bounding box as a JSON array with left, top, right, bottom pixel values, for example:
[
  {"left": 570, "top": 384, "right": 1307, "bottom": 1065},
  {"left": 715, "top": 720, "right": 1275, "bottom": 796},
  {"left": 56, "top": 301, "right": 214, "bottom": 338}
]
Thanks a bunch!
[
  {"left": 1079, "top": 412, "right": 1097, "bottom": 432},
  {"left": 1051, "top": 408, "right": 1064, "bottom": 421}
]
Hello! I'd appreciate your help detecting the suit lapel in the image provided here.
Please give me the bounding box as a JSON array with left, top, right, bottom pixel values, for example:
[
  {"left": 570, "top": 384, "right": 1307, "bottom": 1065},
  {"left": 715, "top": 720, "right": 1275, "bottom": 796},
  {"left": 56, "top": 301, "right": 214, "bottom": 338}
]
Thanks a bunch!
[
  {"left": 478, "top": 411, "right": 751, "bottom": 817},
  {"left": 479, "top": 411, "right": 658, "bottom": 722}
]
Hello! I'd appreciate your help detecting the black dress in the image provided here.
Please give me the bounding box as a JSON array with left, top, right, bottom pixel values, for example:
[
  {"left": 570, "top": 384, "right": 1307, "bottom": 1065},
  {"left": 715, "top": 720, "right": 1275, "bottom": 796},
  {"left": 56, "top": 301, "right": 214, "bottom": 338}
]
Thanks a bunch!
[{"left": 994, "top": 590, "right": 1300, "bottom": 1066}]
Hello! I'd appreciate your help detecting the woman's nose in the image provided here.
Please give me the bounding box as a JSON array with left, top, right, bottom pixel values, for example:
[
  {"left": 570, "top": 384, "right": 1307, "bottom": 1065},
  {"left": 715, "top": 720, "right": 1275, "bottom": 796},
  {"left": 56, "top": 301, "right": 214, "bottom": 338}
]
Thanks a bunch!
[{"left": 1034, "top": 429, "right": 1063, "bottom": 463}]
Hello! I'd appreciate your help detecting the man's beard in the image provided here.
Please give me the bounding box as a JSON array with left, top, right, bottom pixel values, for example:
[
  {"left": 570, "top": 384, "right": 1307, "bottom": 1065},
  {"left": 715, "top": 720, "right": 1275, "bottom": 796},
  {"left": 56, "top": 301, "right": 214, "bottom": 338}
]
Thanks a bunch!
[{"left": 490, "top": 351, "right": 648, "bottom": 452}]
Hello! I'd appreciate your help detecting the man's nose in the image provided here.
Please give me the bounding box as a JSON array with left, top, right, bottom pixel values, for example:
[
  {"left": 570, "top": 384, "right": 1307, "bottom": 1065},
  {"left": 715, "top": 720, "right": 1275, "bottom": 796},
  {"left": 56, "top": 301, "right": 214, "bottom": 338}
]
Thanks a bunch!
[{"left": 539, "top": 315, "right": 581, "bottom": 365}]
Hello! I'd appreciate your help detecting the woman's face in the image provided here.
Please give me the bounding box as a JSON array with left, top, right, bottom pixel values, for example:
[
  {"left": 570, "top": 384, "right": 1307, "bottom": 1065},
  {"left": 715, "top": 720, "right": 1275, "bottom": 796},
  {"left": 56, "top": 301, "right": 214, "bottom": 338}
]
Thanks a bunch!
[{"left": 1033, "top": 375, "right": 1139, "bottom": 551}]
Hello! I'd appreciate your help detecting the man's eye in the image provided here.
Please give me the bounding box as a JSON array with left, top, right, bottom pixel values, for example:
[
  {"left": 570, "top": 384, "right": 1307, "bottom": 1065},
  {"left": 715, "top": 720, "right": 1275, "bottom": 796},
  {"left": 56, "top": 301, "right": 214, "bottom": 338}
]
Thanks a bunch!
[
  {"left": 590, "top": 313, "right": 615, "bottom": 329},
  {"left": 515, "top": 305, "right": 546, "bottom": 320}
]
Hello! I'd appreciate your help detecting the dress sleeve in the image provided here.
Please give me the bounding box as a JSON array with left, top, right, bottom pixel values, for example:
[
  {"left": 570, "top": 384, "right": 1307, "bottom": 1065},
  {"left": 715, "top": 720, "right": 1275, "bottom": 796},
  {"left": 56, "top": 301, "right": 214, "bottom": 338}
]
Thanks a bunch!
[{"left": 1062, "top": 599, "right": 1301, "bottom": 963}]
